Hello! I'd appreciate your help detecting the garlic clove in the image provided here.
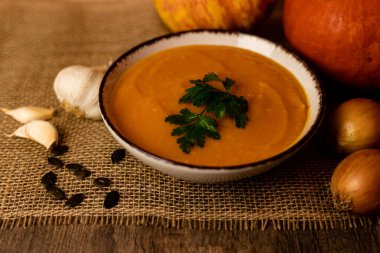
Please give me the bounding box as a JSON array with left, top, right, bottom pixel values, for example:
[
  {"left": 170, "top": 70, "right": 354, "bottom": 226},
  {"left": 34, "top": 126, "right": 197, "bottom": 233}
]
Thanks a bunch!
[
  {"left": 8, "top": 120, "right": 59, "bottom": 149},
  {"left": 1, "top": 106, "right": 55, "bottom": 123},
  {"left": 53, "top": 65, "right": 107, "bottom": 120}
]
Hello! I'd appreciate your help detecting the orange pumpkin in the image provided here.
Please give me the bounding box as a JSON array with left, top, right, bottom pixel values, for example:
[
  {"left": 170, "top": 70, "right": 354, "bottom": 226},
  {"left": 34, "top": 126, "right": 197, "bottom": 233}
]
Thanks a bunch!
[
  {"left": 283, "top": 0, "right": 380, "bottom": 89},
  {"left": 153, "top": 0, "right": 277, "bottom": 32}
]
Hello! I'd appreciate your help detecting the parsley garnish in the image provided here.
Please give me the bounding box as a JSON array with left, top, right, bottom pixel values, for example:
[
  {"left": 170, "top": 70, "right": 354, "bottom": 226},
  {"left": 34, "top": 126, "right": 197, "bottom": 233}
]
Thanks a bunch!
[
  {"left": 165, "top": 73, "right": 249, "bottom": 153},
  {"left": 165, "top": 108, "right": 221, "bottom": 154}
]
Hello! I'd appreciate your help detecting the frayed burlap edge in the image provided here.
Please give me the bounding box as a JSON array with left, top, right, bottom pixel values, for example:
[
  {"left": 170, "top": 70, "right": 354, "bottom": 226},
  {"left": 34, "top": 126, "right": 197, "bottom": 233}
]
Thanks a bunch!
[{"left": 1, "top": 216, "right": 379, "bottom": 231}]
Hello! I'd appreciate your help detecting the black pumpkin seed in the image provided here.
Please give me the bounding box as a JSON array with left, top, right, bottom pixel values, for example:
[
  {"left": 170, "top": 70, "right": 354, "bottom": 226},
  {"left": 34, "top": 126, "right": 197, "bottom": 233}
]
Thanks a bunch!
[
  {"left": 48, "top": 157, "right": 64, "bottom": 167},
  {"left": 74, "top": 169, "right": 91, "bottom": 180},
  {"left": 47, "top": 186, "right": 66, "bottom": 200},
  {"left": 66, "top": 163, "right": 84, "bottom": 172},
  {"left": 104, "top": 190, "right": 120, "bottom": 209},
  {"left": 65, "top": 193, "right": 85, "bottom": 208},
  {"left": 111, "top": 148, "right": 126, "bottom": 164},
  {"left": 41, "top": 171, "right": 57, "bottom": 188},
  {"left": 93, "top": 177, "right": 112, "bottom": 187},
  {"left": 51, "top": 145, "right": 69, "bottom": 156}
]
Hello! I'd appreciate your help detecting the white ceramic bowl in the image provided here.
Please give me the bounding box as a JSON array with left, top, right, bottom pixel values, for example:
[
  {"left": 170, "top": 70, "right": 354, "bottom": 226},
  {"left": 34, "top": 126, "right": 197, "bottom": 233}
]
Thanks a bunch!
[{"left": 99, "top": 30, "right": 325, "bottom": 183}]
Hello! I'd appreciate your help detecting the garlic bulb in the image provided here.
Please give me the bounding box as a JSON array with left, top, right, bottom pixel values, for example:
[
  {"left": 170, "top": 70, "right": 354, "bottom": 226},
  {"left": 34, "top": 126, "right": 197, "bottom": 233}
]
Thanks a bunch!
[
  {"left": 8, "top": 120, "right": 58, "bottom": 149},
  {"left": 1, "top": 106, "right": 54, "bottom": 123},
  {"left": 53, "top": 65, "right": 107, "bottom": 120}
]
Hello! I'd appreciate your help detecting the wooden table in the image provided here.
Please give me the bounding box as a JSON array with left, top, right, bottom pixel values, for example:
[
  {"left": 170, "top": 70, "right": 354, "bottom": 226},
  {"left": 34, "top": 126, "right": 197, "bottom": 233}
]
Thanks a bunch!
[{"left": 1, "top": 224, "right": 379, "bottom": 252}]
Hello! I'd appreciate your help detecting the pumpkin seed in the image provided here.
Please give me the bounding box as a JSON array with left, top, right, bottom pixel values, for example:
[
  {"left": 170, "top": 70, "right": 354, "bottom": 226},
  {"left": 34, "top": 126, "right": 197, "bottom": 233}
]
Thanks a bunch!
[
  {"left": 41, "top": 171, "right": 57, "bottom": 188},
  {"left": 93, "top": 177, "right": 112, "bottom": 187},
  {"left": 47, "top": 186, "right": 66, "bottom": 200},
  {"left": 66, "top": 163, "right": 84, "bottom": 172},
  {"left": 48, "top": 157, "right": 64, "bottom": 167},
  {"left": 104, "top": 190, "right": 120, "bottom": 209},
  {"left": 111, "top": 148, "right": 126, "bottom": 164},
  {"left": 51, "top": 145, "right": 69, "bottom": 156},
  {"left": 65, "top": 193, "right": 85, "bottom": 207},
  {"left": 74, "top": 169, "right": 91, "bottom": 180}
]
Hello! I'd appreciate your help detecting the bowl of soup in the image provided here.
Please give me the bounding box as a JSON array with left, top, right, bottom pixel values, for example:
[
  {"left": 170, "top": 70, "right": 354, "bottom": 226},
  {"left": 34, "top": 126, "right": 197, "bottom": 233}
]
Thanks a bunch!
[{"left": 99, "top": 30, "right": 325, "bottom": 183}]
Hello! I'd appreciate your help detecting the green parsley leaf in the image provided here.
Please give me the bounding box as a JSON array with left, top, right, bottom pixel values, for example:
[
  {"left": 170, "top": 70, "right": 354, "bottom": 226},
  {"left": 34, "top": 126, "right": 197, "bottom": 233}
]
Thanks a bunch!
[
  {"left": 205, "top": 93, "right": 229, "bottom": 118},
  {"left": 203, "top": 72, "right": 222, "bottom": 82},
  {"left": 179, "top": 84, "right": 214, "bottom": 106},
  {"left": 166, "top": 73, "right": 249, "bottom": 153},
  {"left": 165, "top": 109, "right": 220, "bottom": 154},
  {"left": 223, "top": 77, "right": 235, "bottom": 92},
  {"left": 225, "top": 95, "right": 248, "bottom": 128},
  {"left": 182, "top": 72, "right": 248, "bottom": 126},
  {"left": 164, "top": 108, "right": 197, "bottom": 125}
]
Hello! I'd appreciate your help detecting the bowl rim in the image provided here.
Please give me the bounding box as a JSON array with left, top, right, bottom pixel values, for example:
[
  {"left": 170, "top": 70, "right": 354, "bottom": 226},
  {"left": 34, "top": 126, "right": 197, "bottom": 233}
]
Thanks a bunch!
[{"left": 99, "top": 29, "right": 326, "bottom": 170}]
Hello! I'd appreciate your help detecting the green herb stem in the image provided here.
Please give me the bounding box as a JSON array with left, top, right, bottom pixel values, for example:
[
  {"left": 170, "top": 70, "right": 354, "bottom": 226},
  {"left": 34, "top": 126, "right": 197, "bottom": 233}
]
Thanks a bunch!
[{"left": 165, "top": 72, "right": 249, "bottom": 154}]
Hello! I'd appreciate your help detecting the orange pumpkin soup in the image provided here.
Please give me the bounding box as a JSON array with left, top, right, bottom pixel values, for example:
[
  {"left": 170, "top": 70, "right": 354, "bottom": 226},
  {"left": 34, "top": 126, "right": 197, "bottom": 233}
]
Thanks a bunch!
[{"left": 109, "top": 45, "right": 309, "bottom": 166}]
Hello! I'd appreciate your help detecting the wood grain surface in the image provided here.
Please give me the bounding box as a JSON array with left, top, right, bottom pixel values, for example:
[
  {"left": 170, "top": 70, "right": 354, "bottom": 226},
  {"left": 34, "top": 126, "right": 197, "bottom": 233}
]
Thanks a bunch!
[{"left": 0, "top": 224, "right": 379, "bottom": 253}]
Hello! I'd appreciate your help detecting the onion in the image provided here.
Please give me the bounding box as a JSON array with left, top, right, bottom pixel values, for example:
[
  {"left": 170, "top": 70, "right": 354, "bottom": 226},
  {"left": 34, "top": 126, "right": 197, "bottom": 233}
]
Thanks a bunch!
[
  {"left": 331, "top": 149, "right": 380, "bottom": 215},
  {"left": 329, "top": 98, "right": 380, "bottom": 154}
]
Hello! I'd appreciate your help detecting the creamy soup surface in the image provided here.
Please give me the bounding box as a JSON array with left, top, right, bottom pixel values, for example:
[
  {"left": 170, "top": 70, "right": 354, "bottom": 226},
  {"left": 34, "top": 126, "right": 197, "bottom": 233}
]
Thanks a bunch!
[{"left": 109, "top": 45, "right": 309, "bottom": 166}]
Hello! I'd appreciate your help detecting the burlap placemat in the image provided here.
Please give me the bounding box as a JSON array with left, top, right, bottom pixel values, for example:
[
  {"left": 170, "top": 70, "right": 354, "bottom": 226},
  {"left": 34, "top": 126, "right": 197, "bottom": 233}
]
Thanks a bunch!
[{"left": 0, "top": 0, "right": 378, "bottom": 230}]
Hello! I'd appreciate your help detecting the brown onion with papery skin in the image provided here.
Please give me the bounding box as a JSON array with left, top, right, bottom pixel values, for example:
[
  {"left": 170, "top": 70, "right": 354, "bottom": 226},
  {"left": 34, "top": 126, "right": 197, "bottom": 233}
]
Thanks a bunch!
[
  {"left": 331, "top": 149, "right": 380, "bottom": 215},
  {"left": 329, "top": 98, "right": 380, "bottom": 154}
]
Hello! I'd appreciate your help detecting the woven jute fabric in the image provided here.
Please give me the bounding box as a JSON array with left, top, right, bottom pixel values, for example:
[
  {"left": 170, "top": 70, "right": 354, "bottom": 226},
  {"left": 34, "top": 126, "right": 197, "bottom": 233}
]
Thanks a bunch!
[{"left": 0, "top": 0, "right": 378, "bottom": 230}]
